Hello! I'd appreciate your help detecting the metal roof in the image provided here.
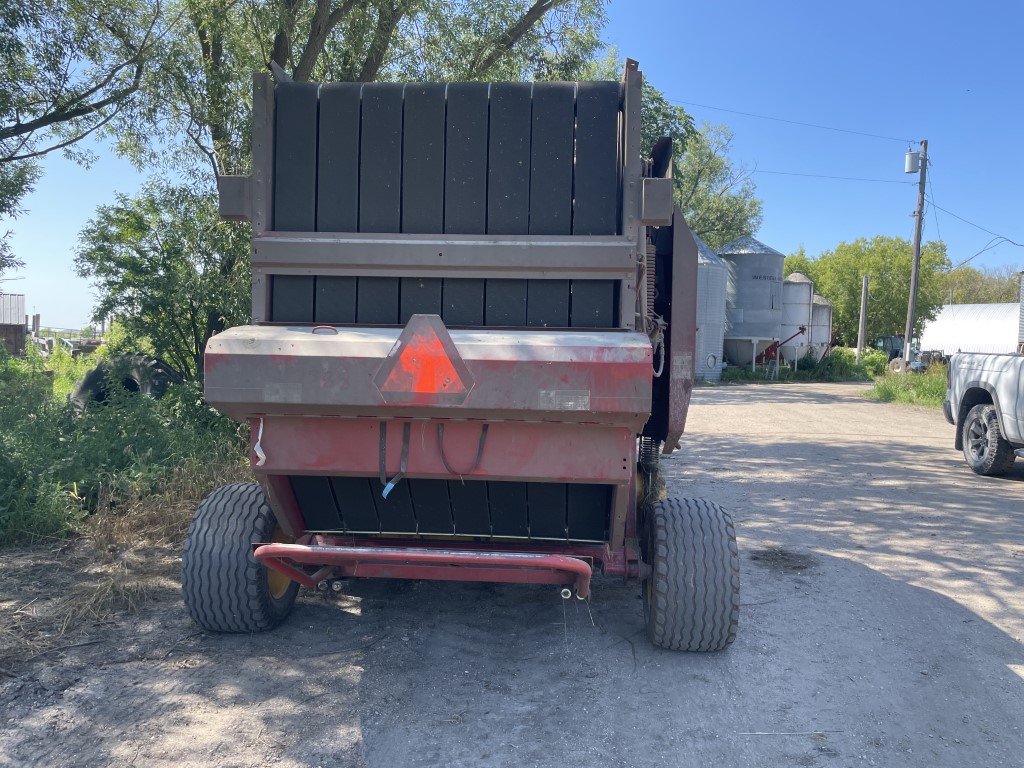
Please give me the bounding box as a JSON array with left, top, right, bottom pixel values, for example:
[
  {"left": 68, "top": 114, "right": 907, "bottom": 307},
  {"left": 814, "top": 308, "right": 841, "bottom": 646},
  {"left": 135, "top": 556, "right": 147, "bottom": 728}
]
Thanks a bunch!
[
  {"left": 919, "top": 303, "right": 1020, "bottom": 355},
  {"left": 692, "top": 232, "right": 726, "bottom": 268},
  {"left": 785, "top": 271, "right": 812, "bottom": 283},
  {"left": 717, "top": 236, "right": 784, "bottom": 257},
  {"left": 0, "top": 293, "right": 25, "bottom": 325}
]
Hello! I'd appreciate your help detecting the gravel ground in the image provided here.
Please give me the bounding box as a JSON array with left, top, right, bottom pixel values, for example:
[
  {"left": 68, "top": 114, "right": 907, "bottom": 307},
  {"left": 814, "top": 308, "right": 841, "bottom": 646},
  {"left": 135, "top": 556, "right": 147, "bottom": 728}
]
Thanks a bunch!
[{"left": 2, "top": 381, "right": 1022, "bottom": 767}]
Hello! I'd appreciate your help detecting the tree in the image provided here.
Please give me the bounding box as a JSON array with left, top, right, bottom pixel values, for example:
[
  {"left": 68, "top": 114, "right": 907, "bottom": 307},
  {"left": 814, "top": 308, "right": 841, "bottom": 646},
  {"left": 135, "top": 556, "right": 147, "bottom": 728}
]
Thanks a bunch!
[
  {"left": 675, "top": 124, "right": 763, "bottom": 249},
  {"left": 794, "top": 236, "right": 950, "bottom": 343},
  {"left": 114, "top": 0, "right": 607, "bottom": 177},
  {"left": 942, "top": 264, "right": 1022, "bottom": 305},
  {"left": 75, "top": 182, "right": 250, "bottom": 379},
  {"left": 0, "top": 1, "right": 164, "bottom": 269}
]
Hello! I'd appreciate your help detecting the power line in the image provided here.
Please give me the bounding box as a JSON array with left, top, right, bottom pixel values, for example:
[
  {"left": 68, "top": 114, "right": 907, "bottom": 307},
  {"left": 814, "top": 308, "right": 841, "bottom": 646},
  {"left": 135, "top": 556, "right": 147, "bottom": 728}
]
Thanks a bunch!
[
  {"left": 948, "top": 237, "right": 1012, "bottom": 272},
  {"left": 752, "top": 169, "right": 914, "bottom": 184},
  {"left": 667, "top": 98, "right": 915, "bottom": 144},
  {"left": 924, "top": 197, "right": 1024, "bottom": 246}
]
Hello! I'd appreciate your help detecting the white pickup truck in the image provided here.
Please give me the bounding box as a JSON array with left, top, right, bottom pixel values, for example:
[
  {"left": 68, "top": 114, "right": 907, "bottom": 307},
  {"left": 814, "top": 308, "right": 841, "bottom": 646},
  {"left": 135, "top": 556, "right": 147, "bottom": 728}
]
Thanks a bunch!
[{"left": 944, "top": 352, "right": 1024, "bottom": 475}]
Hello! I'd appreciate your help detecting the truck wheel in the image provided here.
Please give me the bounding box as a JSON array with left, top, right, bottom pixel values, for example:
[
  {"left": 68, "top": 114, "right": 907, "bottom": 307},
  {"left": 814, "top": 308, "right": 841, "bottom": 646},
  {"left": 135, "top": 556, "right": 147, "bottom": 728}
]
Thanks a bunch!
[
  {"left": 182, "top": 483, "right": 299, "bottom": 632},
  {"left": 643, "top": 497, "right": 740, "bottom": 651},
  {"left": 962, "top": 404, "right": 1016, "bottom": 476}
]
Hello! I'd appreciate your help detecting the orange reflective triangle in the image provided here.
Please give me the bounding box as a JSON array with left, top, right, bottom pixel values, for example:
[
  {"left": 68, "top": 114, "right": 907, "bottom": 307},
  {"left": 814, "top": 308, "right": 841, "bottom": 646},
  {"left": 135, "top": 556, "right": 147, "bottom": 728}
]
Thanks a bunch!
[{"left": 379, "top": 327, "right": 468, "bottom": 395}]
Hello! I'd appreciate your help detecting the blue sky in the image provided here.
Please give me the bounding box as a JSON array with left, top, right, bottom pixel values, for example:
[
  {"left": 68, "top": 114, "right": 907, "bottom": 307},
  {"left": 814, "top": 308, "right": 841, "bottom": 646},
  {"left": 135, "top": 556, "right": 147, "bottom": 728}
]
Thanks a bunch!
[{"left": 4, "top": 0, "right": 1023, "bottom": 328}]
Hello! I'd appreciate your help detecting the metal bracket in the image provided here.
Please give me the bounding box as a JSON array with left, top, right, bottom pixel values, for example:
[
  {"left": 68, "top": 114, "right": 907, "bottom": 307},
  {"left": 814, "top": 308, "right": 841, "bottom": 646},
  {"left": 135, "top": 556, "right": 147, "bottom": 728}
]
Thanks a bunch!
[
  {"left": 218, "top": 175, "right": 252, "bottom": 222},
  {"left": 640, "top": 177, "right": 673, "bottom": 225}
]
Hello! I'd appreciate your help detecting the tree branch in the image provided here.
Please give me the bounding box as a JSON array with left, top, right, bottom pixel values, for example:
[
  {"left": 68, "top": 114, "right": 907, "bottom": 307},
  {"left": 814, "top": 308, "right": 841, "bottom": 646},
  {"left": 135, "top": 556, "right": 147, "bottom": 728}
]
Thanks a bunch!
[
  {"left": 357, "top": 2, "right": 407, "bottom": 82},
  {"left": 465, "top": 0, "right": 568, "bottom": 79},
  {"left": 293, "top": 0, "right": 357, "bottom": 81}
]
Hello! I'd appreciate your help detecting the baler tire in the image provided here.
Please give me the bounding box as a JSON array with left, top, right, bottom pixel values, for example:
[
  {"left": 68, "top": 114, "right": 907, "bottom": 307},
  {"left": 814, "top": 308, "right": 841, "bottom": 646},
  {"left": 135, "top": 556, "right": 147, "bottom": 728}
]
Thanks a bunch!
[
  {"left": 643, "top": 497, "right": 739, "bottom": 652},
  {"left": 181, "top": 482, "right": 299, "bottom": 633},
  {"left": 961, "top": 404, "right": 1016, "bottom": 476}
]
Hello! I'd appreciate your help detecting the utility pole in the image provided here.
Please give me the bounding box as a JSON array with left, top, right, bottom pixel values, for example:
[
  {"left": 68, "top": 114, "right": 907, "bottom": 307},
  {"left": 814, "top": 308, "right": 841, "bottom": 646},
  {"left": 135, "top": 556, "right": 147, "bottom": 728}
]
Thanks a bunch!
[
  {"left": 903, "top": 139, "right": 928, "bottom": 365},
  {"left": 856, "top": 274, "right": 869, "bottom": 364}
]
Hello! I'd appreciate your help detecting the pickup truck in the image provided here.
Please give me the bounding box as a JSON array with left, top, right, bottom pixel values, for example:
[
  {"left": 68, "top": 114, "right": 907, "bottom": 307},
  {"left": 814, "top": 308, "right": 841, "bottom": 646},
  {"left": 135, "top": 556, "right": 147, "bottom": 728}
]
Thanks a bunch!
[{"left": 945, "top": 352, "right": 1024, "bottom": 475}]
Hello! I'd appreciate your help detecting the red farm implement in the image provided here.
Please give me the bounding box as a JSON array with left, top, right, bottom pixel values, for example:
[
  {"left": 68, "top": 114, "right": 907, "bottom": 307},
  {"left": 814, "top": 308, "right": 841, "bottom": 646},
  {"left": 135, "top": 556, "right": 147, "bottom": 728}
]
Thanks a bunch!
[{"left": 181, "top": 60, "right": 740, "bottom": 651}]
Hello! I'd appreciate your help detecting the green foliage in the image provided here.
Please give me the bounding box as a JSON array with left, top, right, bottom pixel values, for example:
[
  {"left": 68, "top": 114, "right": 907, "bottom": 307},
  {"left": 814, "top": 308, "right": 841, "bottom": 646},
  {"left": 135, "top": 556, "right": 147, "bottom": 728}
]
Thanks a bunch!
[
  {"left": 719, "top": 347, "right": 880, "bottom": 383},
  {"left": 859, "top": 348, "right": 890, "bottom": 379},
  {"left": 676, "top": 124, "right": 763, "bottom": 249},
  {"left": 75, "top": 181, "right": 251, "bottom": 379},
  {"left": 0, "top": 1, "right": 163, "bottom": 261},
  {"left": 0, "top": 345, "right": 246, "bottom": 545},
  {"left": 114, "top": 0, "right": 609, "bottom": 177},
  {"left": 942, "top": 263, "right": 1022, "bottom": 304},
  {"left": 865, "top": 364, "right": 948, "bottom": 409},
  {"left": 786, "top": 236, "right": 950, "bottom": 344}
]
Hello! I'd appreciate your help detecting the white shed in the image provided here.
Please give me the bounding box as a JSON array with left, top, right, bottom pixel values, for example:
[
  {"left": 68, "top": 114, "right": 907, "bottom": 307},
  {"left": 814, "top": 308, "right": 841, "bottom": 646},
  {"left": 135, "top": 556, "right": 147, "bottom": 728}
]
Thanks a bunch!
[{"left": 920, "top": 303, "right": 1021, "bottom": 355}]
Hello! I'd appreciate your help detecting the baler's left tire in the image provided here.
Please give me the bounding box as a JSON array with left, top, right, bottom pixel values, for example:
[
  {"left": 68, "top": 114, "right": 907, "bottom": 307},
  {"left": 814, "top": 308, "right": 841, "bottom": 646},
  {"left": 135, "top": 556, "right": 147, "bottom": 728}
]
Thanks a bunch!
[
  {"left": 643, "top": 497, "right": 740, "bottom": 651},
  {"left": 182, "top": 482, "right": 299, "bottom": 633}
]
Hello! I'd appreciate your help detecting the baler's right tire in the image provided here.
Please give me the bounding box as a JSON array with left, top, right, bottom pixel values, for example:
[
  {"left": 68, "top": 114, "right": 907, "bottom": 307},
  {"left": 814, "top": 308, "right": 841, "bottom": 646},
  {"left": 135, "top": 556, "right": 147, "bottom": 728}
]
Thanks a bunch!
[
  {"left": 643, "top": 497, "right": 740, "bottom": 652},
  {"left": 182, "top": 482, "right": 299, "bottom": 633},
  {"left": 961, "top": 404, "right": 1016, "bottom": 476}
]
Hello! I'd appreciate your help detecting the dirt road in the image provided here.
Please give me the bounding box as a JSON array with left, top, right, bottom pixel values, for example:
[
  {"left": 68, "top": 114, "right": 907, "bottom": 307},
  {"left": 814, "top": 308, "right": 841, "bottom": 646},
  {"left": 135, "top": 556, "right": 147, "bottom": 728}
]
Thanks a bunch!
[{"left": 2, "top": 382, "right": 1023, "bottom": 767}]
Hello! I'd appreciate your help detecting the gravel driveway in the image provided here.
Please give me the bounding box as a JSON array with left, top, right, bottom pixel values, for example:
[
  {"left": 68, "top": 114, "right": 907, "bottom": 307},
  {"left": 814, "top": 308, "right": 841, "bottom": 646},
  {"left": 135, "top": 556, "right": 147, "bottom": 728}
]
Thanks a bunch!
[{"left": 2, "top": 382, "right": 1023, "bottom": 767}]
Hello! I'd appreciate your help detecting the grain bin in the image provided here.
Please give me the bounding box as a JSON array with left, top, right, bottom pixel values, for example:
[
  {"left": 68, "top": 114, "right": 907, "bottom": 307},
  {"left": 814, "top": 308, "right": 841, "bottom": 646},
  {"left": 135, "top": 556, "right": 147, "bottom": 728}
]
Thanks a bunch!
[
  {"left": 718, "top": 236, "right": 784, "bottom": 367},
  {"left": 781, "top": 272, "right": 813, "bottom": 363},
  {"left": 810, "top": 294, "right": 833, "bottom": 360},
  {"left": 694, "top": 233, "right": 727, "bottom": 381}
]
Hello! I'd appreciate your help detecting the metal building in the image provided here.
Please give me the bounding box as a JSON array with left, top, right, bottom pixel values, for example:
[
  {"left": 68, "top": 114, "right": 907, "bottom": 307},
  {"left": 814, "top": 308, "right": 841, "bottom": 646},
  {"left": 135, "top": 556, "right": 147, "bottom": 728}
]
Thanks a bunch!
[
  {"left": 0, "top": 293, "right": 26, "bottom": 356},
  {"left": 920, "top": 302, "right": 1021, "bottom": 356},
  {"left": 718, "top": 236, "right": 784, "bottom": 367},
  {"left": 694, "top": 233, "right": 727, "bottom": 381},
  {"left": 780, "top": 272, "right": 813, "bottom": 363},
  {"left": 809, "top": 293, "right": 833, "bottom": 360}
]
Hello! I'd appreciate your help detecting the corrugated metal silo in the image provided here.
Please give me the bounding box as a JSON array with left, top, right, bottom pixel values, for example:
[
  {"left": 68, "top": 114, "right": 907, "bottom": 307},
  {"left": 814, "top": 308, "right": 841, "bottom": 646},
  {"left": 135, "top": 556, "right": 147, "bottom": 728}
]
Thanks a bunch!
[
  {"left": 810, "top": 294, "right": 833, "bottom": 360},
  {"left": 718, "top": 236, "right": 784, "bottom": 367},
  {"left": 1018, "top": 272, "right": 1024, "bottom": 352},
  {"left": 694, "top": 234, "right": 727, "bottom": 381},
  {"left": 781, "top": 272, "right": 813, "bottom": 363}
]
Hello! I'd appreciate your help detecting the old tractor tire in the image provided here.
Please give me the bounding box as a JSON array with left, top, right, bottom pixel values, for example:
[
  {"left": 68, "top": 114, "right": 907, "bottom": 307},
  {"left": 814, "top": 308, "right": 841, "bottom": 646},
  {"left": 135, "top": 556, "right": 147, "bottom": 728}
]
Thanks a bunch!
[
  {"left": 961, "top": 404, "right": 1017, "bottom": 476},
  {"left": 182, "top": 483, "right": 299, "bottom": 632},
  {"left": 643, "top": 497, "right": 740, "bottom": 652},
  {"left": 69, "top": 354, "right": 183, "bottom": 410}
]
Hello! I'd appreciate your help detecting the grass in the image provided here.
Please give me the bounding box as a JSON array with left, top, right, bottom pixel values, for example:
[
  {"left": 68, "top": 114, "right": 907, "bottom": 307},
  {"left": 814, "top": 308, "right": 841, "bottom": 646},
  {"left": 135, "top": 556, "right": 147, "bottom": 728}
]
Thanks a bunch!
[
  {"left": 864, "top": 363, "right": 948, "bottom": 409},
  {"left": 0, "top": 343, "right": 250, "bottom": 668}
]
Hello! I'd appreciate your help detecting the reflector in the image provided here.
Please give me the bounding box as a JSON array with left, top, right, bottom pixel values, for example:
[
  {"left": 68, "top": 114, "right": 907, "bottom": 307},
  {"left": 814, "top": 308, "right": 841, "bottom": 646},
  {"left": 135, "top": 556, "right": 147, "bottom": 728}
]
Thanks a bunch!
[{"left": 373, "top": 315, "right": 474, "bottom": 405}]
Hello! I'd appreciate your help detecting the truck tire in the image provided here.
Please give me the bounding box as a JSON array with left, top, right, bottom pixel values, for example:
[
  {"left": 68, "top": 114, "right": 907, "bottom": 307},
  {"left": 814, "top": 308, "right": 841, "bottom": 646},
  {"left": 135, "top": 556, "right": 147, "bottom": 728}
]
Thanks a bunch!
[
  {"left": 182, "top": 483, "right": 299, "bottom": 632},
  {"left": 643, "top": 497, "right": 740, "bottom": 651},
  {"left": 961, "top": 404, "right": 1017, "bottom": 476}
]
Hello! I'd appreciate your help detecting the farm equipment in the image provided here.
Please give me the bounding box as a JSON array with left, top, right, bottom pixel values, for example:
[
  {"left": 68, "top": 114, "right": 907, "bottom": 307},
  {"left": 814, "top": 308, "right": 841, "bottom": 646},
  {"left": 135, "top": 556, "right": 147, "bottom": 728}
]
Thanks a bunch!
[{"left": 182, "top": 60, "right": 740, "bottom": 651}]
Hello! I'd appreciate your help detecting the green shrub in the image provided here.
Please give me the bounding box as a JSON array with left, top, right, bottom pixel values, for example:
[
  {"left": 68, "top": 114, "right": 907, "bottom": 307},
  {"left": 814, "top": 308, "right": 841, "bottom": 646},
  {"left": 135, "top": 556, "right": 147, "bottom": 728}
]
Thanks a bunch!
[{"left": 0, "top": 347, "right": 246, "bottom": 545}]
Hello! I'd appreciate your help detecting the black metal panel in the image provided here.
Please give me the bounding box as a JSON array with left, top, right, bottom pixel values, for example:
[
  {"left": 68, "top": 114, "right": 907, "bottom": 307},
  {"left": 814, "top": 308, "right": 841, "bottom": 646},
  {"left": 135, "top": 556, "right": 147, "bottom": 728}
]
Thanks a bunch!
[
  {"left": 409, "top": 479, "right": 454, "bottom": 535},
  {"left": 529, "top": 83, "right": 575, "bottom": 235},
  {"left": 317, "top": 82, "right": 361, "bottom": 232},
  {"left": 329, "top": 477, "right": 379, "bottom": 533},
  {"left": 526, "top": 280, "right": 570, "bottom": 327},
  {"left": 400, "top": 277, "right": 443, "bottom": 323},
  {"left": 444, "top": 83, "right": 489, "bottom": 234},
  {"left": 573, "top": 81, "right": 620, "bottom": 235},
  {"left": 489, "top": 481, "right": 529, "bottom": 537},
  {"left": 402, "top": 84, "right": 446, "bottom": 233},
  {"left": 359, "top": 83, "right": 404, "bottom": 233},
  {"left": 274, "top": 82, "right": 319, "bottom": 232},
  {"left": 291, "top": 475, "right": 342, "bottom": 530},
  {"left": 570, "top": 280, "right": 616, "bottom": 328},
  {"left": 449, "top": 480, "right": 490, "bottom": 536},
  {"left": 527, "top": 483, "right": 568, "bottom": 540},
  {"left": 567, "top": 484, "right": 610, "bottom": 542},
  {"left": 314, "top": 276, "right": 356, "bottom": 324},
  {"left": 441, "top": 278, "right": 485, "bottom": 326},
  {"left": 487, "top": 83, "right": 532, "bottom": 235},
  {"left": 271, "top": 275, "right": 315, "bottom": 322},
  {"left": 356, "top": 277, "right": 400, "bottom": 324},
  {"left": 485, "top": 279, "right": 527, "bottom": 326},
  {"left": 372, "top": 479, "right": 417, "bottom": 533}
]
